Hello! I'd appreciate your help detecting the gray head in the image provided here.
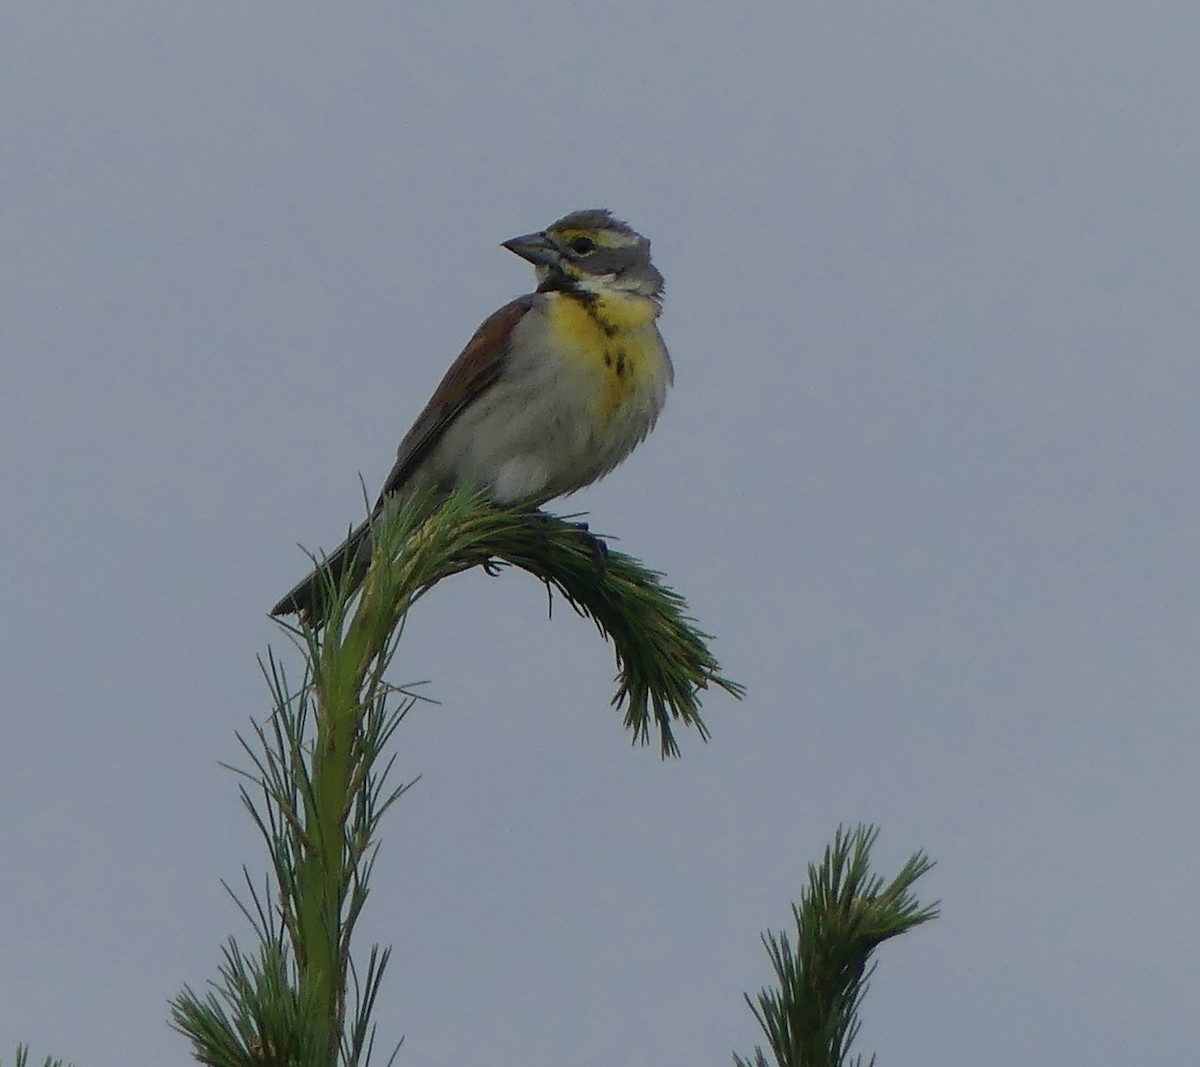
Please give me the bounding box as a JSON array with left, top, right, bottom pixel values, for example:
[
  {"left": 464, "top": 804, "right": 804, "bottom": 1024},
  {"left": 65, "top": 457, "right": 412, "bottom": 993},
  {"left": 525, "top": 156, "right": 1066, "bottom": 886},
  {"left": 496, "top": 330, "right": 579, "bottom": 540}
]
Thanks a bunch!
[{"left": 502, "top": 209, "right": 665, "bottom": 300}]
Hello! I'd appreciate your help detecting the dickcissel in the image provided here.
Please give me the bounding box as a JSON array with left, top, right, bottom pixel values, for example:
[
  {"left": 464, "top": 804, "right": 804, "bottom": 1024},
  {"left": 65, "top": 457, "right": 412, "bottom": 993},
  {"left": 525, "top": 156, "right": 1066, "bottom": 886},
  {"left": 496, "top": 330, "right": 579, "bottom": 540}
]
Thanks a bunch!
[{"left": 271, "top": 209, "right": 672, "bottom": 622}]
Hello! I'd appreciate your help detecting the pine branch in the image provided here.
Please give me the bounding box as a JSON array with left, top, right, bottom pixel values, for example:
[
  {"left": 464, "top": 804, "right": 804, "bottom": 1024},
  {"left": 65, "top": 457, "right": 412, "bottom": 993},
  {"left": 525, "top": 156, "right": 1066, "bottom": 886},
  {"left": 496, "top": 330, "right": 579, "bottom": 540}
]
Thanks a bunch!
[
  {"left": 275, "top": 490, "right": 742, "bottom": 755},
  {"left": 331, "top": 488, "right": 744, "bottom": 756},
  {"left": 735, "top": 825, "right": 939, "bottom": 1067},
  {"left": 172, "top": 487, "right": 741, "bottom": 1066}
]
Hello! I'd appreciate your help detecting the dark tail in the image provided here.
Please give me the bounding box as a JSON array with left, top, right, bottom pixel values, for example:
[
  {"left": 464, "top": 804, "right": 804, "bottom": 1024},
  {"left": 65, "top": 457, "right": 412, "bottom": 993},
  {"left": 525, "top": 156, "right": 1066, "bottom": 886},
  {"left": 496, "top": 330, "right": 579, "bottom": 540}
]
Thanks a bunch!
[{"left": 270, "top": 519, "right": 372, "bottom": 624}]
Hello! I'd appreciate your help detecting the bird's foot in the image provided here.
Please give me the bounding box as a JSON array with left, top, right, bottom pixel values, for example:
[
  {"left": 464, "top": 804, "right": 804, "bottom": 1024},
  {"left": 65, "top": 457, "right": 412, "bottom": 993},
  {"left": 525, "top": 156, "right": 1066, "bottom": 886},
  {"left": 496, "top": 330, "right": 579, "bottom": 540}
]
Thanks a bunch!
[
  {"left": 566, "top": 519, "right": 609, "bottom": 579},
  {"left": 518, "top": 512, "right": 609, "bottom": 578}
]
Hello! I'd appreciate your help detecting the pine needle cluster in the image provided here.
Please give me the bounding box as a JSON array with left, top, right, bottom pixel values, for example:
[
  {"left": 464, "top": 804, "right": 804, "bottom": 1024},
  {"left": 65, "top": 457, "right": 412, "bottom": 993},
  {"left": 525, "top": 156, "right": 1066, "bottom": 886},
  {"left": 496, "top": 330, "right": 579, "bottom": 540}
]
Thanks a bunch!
[{"left": 735, "top": 825, "right": 939, "bottom": 1067}]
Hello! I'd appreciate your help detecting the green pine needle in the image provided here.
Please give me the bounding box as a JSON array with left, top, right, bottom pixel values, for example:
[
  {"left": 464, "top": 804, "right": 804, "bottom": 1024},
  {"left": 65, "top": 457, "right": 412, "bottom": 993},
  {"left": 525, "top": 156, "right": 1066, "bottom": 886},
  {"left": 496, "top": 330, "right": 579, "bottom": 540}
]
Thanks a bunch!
[
  {"left": 288, "top": 487, "right": 743, "bottom": 757},
  {"left": 735, "top": 825, "right": 939, "bottom": 1067}
]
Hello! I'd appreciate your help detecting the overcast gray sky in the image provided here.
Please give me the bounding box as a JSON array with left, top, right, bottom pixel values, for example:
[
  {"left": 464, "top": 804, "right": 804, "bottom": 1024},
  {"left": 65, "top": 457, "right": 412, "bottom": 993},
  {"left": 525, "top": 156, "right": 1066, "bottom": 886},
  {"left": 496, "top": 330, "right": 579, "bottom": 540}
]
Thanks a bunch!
[{"left": 3, "top": 2, "right": 1198, "bottom": 1064}]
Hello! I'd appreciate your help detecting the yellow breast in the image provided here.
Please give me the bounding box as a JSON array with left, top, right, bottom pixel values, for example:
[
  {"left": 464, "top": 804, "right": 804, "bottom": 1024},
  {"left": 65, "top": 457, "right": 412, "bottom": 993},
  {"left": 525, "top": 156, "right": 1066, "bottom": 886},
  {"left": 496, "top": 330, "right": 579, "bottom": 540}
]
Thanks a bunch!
[{"left": 546, "top": 292, "right": 670, "bottom": 417}]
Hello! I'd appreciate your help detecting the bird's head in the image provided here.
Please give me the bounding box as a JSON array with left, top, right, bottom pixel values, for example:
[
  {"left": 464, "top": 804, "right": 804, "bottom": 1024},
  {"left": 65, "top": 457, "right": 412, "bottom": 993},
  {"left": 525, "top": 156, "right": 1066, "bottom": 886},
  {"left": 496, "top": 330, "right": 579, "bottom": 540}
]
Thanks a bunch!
[{"left": 503, "top": 209, "right": 664, "bottom": 301}]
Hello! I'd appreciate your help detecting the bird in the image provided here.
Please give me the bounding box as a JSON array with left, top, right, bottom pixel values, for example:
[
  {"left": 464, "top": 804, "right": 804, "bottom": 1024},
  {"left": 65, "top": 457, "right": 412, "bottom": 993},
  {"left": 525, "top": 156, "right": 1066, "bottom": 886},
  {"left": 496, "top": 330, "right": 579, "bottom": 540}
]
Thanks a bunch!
[{"left": 271, "top": 209, "right": 673, "bottom": 623}]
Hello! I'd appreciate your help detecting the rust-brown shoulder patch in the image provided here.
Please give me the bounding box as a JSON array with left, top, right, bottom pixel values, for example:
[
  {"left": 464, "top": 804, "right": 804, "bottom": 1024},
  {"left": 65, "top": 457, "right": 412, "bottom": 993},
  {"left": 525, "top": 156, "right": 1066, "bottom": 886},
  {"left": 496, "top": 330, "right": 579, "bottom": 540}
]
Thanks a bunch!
[{"left": 376, "top": 295, "right": 534, "bottom": 501}]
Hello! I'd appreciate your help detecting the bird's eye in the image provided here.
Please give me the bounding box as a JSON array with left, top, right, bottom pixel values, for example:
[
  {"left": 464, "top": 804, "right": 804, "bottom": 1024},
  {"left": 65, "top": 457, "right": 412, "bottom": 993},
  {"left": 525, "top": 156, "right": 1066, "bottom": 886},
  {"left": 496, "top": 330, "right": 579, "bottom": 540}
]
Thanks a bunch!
[{"left": 568, "top": 236, "right": 596, "bottom": 254}]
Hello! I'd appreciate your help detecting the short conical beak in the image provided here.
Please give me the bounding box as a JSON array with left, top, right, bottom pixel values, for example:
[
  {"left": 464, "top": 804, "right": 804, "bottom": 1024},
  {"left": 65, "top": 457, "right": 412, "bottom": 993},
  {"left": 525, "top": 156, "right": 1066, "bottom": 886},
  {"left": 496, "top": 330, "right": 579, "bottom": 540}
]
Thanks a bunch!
[{"left": 502, "top": 231, "right": 559, "bottom": 267}]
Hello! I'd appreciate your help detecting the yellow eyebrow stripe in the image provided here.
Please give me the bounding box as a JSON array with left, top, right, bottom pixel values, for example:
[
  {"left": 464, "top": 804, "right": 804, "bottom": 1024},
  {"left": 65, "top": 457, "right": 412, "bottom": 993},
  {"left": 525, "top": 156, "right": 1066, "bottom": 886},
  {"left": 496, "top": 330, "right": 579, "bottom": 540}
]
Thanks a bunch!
[{"left": 554, "top": 227, "right": 625, "bottom": 250}]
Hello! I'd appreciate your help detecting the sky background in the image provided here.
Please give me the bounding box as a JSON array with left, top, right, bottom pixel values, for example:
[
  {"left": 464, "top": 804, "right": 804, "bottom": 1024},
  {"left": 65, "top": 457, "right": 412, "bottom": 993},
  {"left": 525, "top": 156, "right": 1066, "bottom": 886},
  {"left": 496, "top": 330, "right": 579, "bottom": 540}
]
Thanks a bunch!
[{"left": 3, "top": 2, "right": 1198, "bottom": 1064}]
